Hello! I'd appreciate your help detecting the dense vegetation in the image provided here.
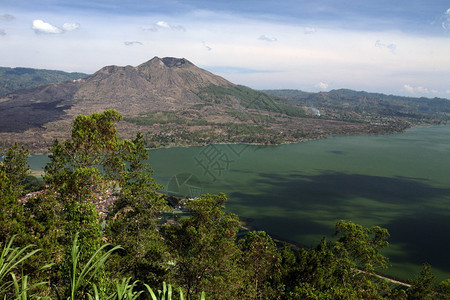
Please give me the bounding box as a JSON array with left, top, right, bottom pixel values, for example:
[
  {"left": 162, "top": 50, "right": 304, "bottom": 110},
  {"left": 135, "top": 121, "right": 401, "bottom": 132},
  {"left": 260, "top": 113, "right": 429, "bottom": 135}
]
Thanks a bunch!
[
  {"left": 123, "top": 86, "right": 450, "bottom": 149},
  {"left": 1, "top": 110, "right": 449, "bottom": 299},
  {"left": 0, "top": 67, "right": 88, "bottom": 97},
  {"left": 195, "top": 85, "right": 306, "bottom": 117},
  {"left": 264, "top": 89, "right": 450, "bottom": 128}
]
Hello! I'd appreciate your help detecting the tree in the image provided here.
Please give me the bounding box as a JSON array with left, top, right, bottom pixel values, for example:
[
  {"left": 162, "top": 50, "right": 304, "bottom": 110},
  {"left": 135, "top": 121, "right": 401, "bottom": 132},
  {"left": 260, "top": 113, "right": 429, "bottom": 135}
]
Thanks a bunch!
[
  {"left": 239, "top": 231, "right": 282, "bottom": 299},
  {"left": 287, "top": 221, "right": 391, "bottom": 299},
  {"left": 407, "top": 263, "right": 437, "bottom": 300},
  {"left": 296, "top": 239, "right": 342, "bottom": 291},
  {"left": 165, "top": 193, "right": 242, "bottom": 300},
  {"left": 0, "top": 143, "right": 30, "bottom": 243},
  {"left": 41, "top": 110, "right": 170, "bottom": 296},
  {"left": 21, "top": 191, "right": 66, "bottom": 290},
  {"left": 333, "top": 220, "right": 390, "bottom": 272},
  {"left": 44, "top": 109, "right": 125, "bottom": 187},
  {"left": 44, "top": 110, "right": 125, "bottom": 247},
  {"left": 43, "top": 110, "right": 127, "bottom": 295},
  {"left": 0, "top": 170, "right": 25, "bottom": 244},
  {"left": 0, "top": 142, "right": 30, "bottom": 194},
  {"left": 107, "top": 133, "right": 169, "bottom": 286},
  {"left": 332, "top": 220, "right": 391, "bottom": 298},
  {"left": 437, "top": 279, "right": 450, "bottom": 299}
]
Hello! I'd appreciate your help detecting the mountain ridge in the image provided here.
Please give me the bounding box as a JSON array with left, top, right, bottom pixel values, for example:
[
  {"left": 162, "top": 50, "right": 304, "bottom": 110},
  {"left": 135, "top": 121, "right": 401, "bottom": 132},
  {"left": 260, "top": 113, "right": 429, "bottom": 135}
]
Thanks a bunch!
[
  {"left": 0, "top": 66, "right": 88, "bottom": 98},
  {"left": 0, "top": 57, "right": 448, "bottom": 152}
]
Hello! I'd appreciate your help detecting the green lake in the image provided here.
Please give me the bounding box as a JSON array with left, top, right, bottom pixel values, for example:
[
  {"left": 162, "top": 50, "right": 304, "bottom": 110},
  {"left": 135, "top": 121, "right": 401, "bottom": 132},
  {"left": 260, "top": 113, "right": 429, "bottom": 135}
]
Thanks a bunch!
[{"left": 28, "top": 125, "right": 450, "bottom": 281}]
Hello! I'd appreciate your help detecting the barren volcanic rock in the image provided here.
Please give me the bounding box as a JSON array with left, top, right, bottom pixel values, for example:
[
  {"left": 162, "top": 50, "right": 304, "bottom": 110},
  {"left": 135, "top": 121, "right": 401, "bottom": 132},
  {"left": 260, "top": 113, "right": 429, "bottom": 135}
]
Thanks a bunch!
[
  {"left": 0, "top": 57, "right": 232, "bottom": 133},
  {"left": 0, "top": 57, "right": 377, "bottom": 152}
]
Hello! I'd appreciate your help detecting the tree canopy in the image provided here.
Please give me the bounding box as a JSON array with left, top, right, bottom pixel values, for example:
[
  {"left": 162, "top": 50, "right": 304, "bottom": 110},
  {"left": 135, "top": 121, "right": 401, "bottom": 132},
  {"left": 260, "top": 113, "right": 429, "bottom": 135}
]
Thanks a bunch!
[{"left": 0, "top": 109, "right": 448, "bottom": 299}]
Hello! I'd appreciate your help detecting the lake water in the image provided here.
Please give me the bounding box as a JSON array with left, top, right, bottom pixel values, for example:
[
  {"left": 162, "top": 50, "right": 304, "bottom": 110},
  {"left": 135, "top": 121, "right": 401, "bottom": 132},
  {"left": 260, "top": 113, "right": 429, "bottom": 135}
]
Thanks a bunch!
[{"left": 28, "top": 125, "right": 450, "bottom": 281}]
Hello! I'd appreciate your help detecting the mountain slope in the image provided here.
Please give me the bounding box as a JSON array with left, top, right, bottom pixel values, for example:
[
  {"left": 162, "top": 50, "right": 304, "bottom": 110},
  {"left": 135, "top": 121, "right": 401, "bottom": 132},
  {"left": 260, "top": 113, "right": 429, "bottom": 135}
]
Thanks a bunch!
[
  {"left": 2, "top": 57, "right": 442, "bottom": 152},
  {"left": 0, "top": 67, "right": 88, "bottom": 97},
  {"left": 0, "top": 57, "right": 234, "bottom": 132},
  {"left": 265, "top": 89, "right": 450, "bottom": 126}
]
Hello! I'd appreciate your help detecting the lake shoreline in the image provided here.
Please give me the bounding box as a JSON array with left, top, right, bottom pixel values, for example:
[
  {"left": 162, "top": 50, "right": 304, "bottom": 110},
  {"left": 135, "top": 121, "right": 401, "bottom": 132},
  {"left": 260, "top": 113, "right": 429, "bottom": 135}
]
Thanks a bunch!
[
  {"left": 21, "top": 121, "right": 432, "bottom": 156},
  {"left": 24, "top": 124, "right": 450, "bottom": 282}
]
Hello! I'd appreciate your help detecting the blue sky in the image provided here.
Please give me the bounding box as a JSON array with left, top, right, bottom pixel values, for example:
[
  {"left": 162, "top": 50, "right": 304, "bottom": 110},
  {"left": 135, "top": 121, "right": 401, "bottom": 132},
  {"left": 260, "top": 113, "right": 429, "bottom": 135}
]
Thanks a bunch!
[{"left": 1, "top": 0, "right": 449, "bottom": 98}]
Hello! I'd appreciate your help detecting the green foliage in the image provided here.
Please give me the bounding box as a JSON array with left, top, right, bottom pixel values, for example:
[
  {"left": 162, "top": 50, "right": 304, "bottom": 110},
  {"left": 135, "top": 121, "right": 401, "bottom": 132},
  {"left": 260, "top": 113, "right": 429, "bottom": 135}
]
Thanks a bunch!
[
  {"left": 196, "top": 85, "right": 279, "bottom": 112},
  {"left": 44, "top": 109, "right": 125, "bottom": 240},
  {"left": 2, "top": 110, "right": 449, "bottom": 299},
  {"left": 125, "top": 111, "right": 212, "bottom": 127},
  {"left": 265, "top": 88, "right": 450, "bottom": 126},
  {"left": 10, "top": 272, "right": 51, "bottom": 300},
  {"left": 0, "top": 235, "right": 51, "bottom": 299},
  {"left": 42, "top": 110, "right": 128, "bottom": 296},
  {"left": 0, "top": 67, "right": 88, "bottom": 97},
  {"left": 287, "top": 221, "right": 392, "bottom": 299},
  {"left": 145, "top": 282, "right": 173, "bottom": 300},
  {"left": 333, "top": 220, "right": 390, "bottom": 272},
  {"left": 0, "top": 142, "right": 30, "bottom": 194},
  {"left": 144, "top": 281, "right": 207, "bottom": 300},
  {"left": 69, "top": 110, "right": 124, "bottom": 176},
  {"left": 21, "top": 191, "right": 65, "bottom": 288},
  {"left": 107, "top": 277, "right": 144, "bottom": 300},
  {"left": 66, "top": 232, "right": 121, "bottom": 299},
  {"left": 437, "top": 279, "right": 450, "bottom": 299},
  {"left": 0, "top": 169, "right": 26, "bottom": 243},
  {"left": 165, "top": 193, "right": 242, "bottom": 299},
  {"left": 295, "top": 239, "right": 341, "bottom": 292},
  {"left": 196, "top": 85, "right": 305, "bottom": 117},
  {"left": 239, "top": 231, "right": 282, "bottom": 299},
  {"left": 107, "top": 132, "right": 168, "bottom": 286},
  {"left": 407, "top": 263, "right": 437, "bottom": 300},
  {"left": 45, "top": 109, "right": 125, "bottom": 186}
]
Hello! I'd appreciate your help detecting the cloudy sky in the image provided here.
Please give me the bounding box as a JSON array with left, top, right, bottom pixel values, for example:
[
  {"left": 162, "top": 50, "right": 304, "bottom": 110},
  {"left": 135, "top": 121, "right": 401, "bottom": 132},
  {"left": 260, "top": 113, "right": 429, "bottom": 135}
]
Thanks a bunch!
[{"left": 1, "top": 0, "right": 449, "bottom": 98}]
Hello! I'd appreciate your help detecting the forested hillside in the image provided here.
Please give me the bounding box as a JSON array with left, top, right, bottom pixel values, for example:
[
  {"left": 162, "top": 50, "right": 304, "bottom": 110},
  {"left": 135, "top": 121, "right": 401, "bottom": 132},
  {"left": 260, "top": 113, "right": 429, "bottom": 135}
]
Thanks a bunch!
[
  {"left": 0, "top": 67, "right": 88, "bottom": 97},
  {"left": 264, "top": 89, "right": 450, "bottom": 132},
  {"left": 1, "top": 110, "right": 449, "bottom": 299}
]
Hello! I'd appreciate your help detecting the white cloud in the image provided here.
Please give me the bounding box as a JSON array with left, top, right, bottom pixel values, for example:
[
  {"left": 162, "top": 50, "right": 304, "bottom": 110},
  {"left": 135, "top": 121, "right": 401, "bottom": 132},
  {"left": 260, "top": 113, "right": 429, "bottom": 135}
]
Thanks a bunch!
[
  {"left": 304, "top": 27, "right": 317, "bottom": 34},
  {"left": 202, "top": 41, "right": 212, "bottom": 51},
  {"left": 403, "top": 84, "right": 414, "bottom": 93},
  {"left": 316, "top": 82, "right": 329, "bottom": 90},
  {"left": 258, "top": 35, "right": 277, "bottom": 42},
  {"left": 442, "top": 8, "right": 450, "bottom": 30},
  {"left": 32, "top": 20, "right": 80, "bottom": 34},
  {"left": 144, "top": 21, "right": 186, "bottom": 32},
  {"left": 156, "top": 21, "right": 170, "bottom": 29},
  {"left": 375, "top": 40, "right": 396, "bottom": 53},
  {"left": 415, "top": 86, "right": 429, "bottom": 93},
  {"left": 124, "top": 41, "right": 143, "bottom": 46},
  {"left": 0, "top": 28, "right": 5, "bottom": 36},
  {"left": 446, "top": 90, "right": 450, "bottom": 95},
  {"left": 3, "top": 9, "right": 448, "bottom": 98},
  {"left": 62, "top": 22, "right": 80, "bottom": 31},
  {"left": 0, "top": 14, "right": 15, "bottom": 21},
  {"left": 403, "top": 84, "right": 437, "bottom": 95},
  {"left": 32, "top": 20, "right": 63, "bottom": 34}
]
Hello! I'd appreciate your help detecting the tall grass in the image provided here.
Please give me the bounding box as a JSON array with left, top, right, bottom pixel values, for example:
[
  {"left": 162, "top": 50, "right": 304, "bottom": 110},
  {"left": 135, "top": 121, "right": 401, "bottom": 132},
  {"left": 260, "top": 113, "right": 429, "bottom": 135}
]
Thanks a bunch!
[
  {"left": 67, "top": 232, "right": 122, "bottom": 299},
  {"left": 1, "top": 235, "right": 205, "bottom": 299}
]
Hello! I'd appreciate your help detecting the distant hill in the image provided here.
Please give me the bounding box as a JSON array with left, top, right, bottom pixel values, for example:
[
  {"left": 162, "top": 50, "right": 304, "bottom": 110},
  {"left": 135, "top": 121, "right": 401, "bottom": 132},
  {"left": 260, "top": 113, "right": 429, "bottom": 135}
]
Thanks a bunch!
[
  {"left": 264, "top": 88, "right": 450, "bottom": 114},
  {"left": 0, "top": 67, "right": 88, "bottom": 97},
  {"left": 264, "top": 88, "right": 450, "bottom": 127},
  {"left": 0, "top": 57, "right": 447, "bottom": 152}
]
